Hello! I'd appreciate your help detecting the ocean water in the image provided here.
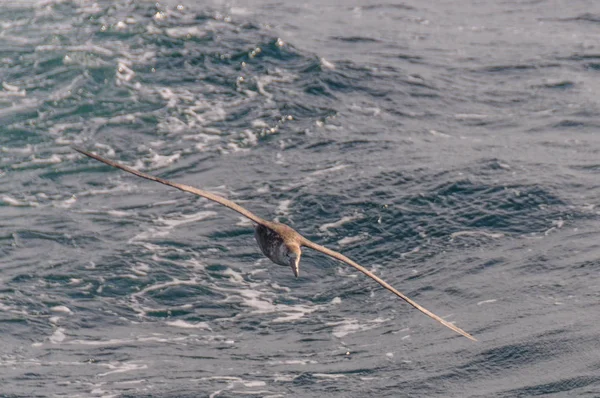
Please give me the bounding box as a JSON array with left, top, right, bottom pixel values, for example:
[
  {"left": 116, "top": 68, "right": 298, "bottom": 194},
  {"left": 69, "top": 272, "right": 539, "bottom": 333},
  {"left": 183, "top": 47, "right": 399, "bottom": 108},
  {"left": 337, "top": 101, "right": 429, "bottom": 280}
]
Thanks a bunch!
[{"left": 1, "top": 0, "right": 600, "bottom": 396}]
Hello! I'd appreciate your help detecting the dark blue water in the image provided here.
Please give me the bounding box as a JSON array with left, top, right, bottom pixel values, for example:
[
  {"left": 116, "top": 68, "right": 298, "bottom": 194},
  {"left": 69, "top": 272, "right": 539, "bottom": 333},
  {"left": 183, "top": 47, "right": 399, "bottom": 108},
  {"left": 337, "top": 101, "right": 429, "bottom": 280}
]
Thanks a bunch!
[{"left": 2, "top": 0, "right": 600, "bottom": 396}]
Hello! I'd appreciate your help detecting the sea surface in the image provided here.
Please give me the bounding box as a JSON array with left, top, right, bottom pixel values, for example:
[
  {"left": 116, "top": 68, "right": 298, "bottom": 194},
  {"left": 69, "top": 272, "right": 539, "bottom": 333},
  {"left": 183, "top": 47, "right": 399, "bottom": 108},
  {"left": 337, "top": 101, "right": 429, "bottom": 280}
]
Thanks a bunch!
[{"left": 1, "top": 0, "right": 600, "bottom": 396}]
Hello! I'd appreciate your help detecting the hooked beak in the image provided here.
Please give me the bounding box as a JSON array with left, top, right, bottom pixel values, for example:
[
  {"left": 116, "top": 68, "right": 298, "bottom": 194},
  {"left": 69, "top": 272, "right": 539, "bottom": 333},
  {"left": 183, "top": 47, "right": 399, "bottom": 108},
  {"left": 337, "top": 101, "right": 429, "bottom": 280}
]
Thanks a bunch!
[{"left": 290, "top": 255, "right": 300, "bottom": 278}]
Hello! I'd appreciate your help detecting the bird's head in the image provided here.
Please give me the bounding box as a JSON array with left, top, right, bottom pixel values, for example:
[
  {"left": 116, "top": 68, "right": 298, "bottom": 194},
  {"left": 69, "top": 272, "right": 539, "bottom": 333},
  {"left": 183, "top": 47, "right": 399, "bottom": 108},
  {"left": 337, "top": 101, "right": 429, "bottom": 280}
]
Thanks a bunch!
[{"left": 285, "top": 244, "right": 302, "bottom": 278}]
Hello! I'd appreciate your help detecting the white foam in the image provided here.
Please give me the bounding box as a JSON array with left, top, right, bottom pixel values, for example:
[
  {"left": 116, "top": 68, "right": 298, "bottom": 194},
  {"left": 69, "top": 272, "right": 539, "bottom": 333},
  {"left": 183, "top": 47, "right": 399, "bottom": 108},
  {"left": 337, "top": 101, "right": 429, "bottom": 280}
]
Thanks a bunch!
[
  {"left": 129, "top": 279, "right": 200, "bottom": 316},
  {"left": 98, "top": 362, "right": 148, "bottom": 377},
  {"left": 243, "top": 130, "right": 258, "bottom": 147},
  {"left": 313, "top": 373, "right": 346, "bottom": 379},
  {"left": 0, "top": 98, "right": 40, "bottom": 120},
  {"left": 1, "top": 144, "right": 32, "bottom": 154},
  {"left": 328, "top": 317, "right": 390, "bottom": 338},
  {"left": 117, "top": 61, "right": 135, "bottom": 82},
  {"left": 222, "top": 268, "right": 245, "bottom": 283},
  {"left": 152, "top": 199, "right": 180, "bottom": 207},
  {"left": 272, "top": 311, "right": 310, "bottom": 323},
  {"left": 428, "top": 129, "right": 451, "bottom": 138},
  {"left": 238, "top": 289, "right": 277, "bottom": 312},
  {"left": 131, "top": 263, "right": 149, "bottom": 276},
  {"left": 36, "top": 44, "right": 114, "bottom": 57},
  {"left": 350, "top": 104, "right": 380, "bottom": 116},
  {"left": 319, "top": 214, "right": 363, "bottom": 233},
  {"left": 400, "top": 246, "right": 420, "bottom": 258},
  {"left": 165, "top": 26, "right": 207, "bottom": 38},
  {"left": 50, "top": 74, "right": 86, "bottom": 101},
  {"left": 153, "top": 11, "right": 166, "bottom": 21},
  {"left": 270, "top": 283, "right": 291, "bottom": 293},
  {"left": 269, "top": 359, "right": 317, "bottom": 366},
  {"left": 545, "top": 219, "right": 565, "bottom": 236},
  {"left": 337, "top": 235, "right": 365, "bottom": 246},
  {"left": 1, "top": 195, "right": 39, "bottom": 207},
  {"left": 129, "top": 211, "right": 216, "bottom": 243},
  {"left": 450, "top": 230, "right": 504, "bottom": 240},
  {"left": 183, "top": 99, "right": 227, "bottom": 126},
  {"left": 166, "top": 320, "right": 211, "bottom": 330},
  {"left": 107, "top": 210, "right": 132, "bottom": 217},
  {"left": 224, "top": 142, "right": 249, "bottom": 153},
  {"left": 129, "top": 227, "right": 170, "bottom": 242},
  {"left": 241, "top": 380, "right": 266, "bottom": 387},
  {"left": 229, "top": 6, "right": 251, "bottom": 15},
  {"left": 133, "top": 278, "right": 199, "bottom": 297},
  {"left": 477, "top": 299, "right": 497, "bottom": 306},
  {"left": 54, "top": 195, "right": 77, "bottom": 208},
  {"left": 93, "top": 142, "right": 116, "bottom": 157},
  {"left": 454, "top": 113, "right": 488, "bottom": 120},
  {"left": 49, "top": 328, "right": 66, "bottom": 343},
  {"left": 184, "top": 258, "right": 206, "bottom": 271},
  {"left": 50, "top": 306, "right": 73, "bottom": 314},
  {"left": 78, "top": 182, "right": 135, "bottom": 197},
  {"left": 90, "top": 388, "right": 116, "bottom": 397},
  {"left": 62, "top": 338, "right": 135, "bottom": 347},
  {"left": 157, "top": 211, "right": 217, "bottom": 228},
  {"left": 274, "top": 374, "right": 299, "bottom": 382},
  {"left": 115, "top": 20, "right": 127, "bottom": 30},
  {"left": 320, "top": 57, "right": 335, "bottom": 70},
  {"left": 147, "top": 151, "right": 181, "bottom": 169},
  {"left": 78, "top": 209, "right": 133, "bottom": 218},
  {"left": 1, "top": 82, "right": 26, "bottom": 96},
  {"left": 2, "top": 82, "right": 20, "bottom": 92},
  {"left": 234, "top": 289, "right": 318, "bottom": 324},
  {"left": 207, "top": 376, "right": 270, "bottom": 398},
  {"left": 255, "top": 77, "right": 273, "bottom": 99},
  {"left": 11, "top": 154, "right": 62, "bottom": 169},
  {"left": 33, "top": 154, "right": 62, "bottom": 164},
  {"left": 236, "top": 216, "right": 254, "bottom": 227},
  {"left": 251, "top": 119, "right": 269, "bottom": 128},
  {"left": 253, "top": 69, "right": 297, "bottom": 99},
  {"left": 138, "top": 335, "right": 189, "bottom": 344},
  {"left": 276, "top": 199, "right": 291, "bottom": 216},
  {"left": 310, "top": 164, "right": 348, "bottom": 176}
]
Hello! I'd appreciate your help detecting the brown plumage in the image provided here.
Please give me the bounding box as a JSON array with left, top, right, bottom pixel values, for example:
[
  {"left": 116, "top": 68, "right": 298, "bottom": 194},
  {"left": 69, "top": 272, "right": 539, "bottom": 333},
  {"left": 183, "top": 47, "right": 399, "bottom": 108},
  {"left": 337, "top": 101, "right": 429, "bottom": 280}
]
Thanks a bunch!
[{"left": 73, "top": 146, "right": 477, "bottom": 342}]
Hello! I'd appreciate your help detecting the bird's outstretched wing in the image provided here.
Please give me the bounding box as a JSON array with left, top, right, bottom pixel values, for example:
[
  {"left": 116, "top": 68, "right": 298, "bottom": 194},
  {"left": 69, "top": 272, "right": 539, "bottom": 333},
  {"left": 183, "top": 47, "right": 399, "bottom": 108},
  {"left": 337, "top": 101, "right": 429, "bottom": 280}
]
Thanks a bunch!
[
  {"left": 74, "top": 146, "right": 476, "bottom": 341},
  {"left": 72, "top": 147, "right": 269, "bottom": 226},
  {"left": 301, "top": 238, "right": 477, "bottom": 341}
]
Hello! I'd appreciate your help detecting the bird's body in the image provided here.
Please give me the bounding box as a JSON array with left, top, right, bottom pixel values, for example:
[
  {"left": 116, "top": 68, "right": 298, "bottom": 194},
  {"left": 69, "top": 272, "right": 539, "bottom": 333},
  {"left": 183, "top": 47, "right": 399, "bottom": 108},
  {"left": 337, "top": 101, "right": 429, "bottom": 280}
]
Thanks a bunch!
[
  {"left": 72, "top": 146, "right": 477, "bottom": 342},
  {"left": 254, "top": 223, "right": 302, "bottom": 277},
  {"left": 254, "top": 224, "right": 286, "bottom": 265}
]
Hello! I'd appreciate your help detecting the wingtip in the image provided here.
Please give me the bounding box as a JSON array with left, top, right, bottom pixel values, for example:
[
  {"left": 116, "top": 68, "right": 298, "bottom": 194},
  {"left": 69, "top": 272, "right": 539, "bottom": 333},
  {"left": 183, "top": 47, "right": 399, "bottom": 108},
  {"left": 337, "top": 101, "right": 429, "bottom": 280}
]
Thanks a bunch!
[
  {"left": 465, "top": 333, "right": 478, "bottom": 342},
  {"left": 71, "top": 145, "right": 90, "bottom": 157},
  {"left": 450, "top": 324, "right": 477, "bottom": 342}
]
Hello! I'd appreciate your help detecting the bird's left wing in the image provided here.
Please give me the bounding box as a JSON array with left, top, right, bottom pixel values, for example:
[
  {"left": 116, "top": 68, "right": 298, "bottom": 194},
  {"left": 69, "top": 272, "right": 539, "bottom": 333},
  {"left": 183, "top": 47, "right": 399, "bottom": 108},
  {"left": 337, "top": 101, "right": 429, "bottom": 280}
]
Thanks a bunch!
[{"left": 300, "top": 237, "right": 477, "bottom": 341}]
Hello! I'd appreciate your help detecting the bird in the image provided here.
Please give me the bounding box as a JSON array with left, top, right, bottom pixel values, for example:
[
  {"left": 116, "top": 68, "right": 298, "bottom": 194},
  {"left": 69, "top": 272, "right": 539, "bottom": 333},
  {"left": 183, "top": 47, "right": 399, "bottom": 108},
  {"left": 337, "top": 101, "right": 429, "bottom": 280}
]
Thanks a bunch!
[{"left": 72, "top": 146, "right": 477, "bottom": 342}]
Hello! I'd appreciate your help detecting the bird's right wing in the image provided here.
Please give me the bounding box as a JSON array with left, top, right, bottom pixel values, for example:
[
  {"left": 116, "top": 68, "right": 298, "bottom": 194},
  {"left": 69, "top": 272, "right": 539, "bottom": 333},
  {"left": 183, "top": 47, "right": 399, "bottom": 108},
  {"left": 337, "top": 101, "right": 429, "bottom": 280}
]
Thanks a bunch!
[
  {"left": 301, "top": 237, "right": 477, "bottom": 341},
  {"left": 73, "top": 147, "right": 269, "bottom": 226}
]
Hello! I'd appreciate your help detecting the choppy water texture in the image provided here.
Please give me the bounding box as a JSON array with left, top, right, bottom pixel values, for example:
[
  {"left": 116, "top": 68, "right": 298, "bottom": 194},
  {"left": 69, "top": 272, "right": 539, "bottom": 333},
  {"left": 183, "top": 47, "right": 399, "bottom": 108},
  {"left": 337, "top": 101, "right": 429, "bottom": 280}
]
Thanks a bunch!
[{"left": 1, "top": 0, "right": 600, "bottom": 396}]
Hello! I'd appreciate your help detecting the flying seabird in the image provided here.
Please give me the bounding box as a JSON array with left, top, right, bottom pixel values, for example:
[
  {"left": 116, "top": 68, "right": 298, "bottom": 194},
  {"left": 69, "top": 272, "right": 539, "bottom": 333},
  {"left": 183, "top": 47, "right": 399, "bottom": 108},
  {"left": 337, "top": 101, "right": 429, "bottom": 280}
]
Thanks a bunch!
[{"left": 73, "top": 147, "right": 476, "bottom": 341}]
